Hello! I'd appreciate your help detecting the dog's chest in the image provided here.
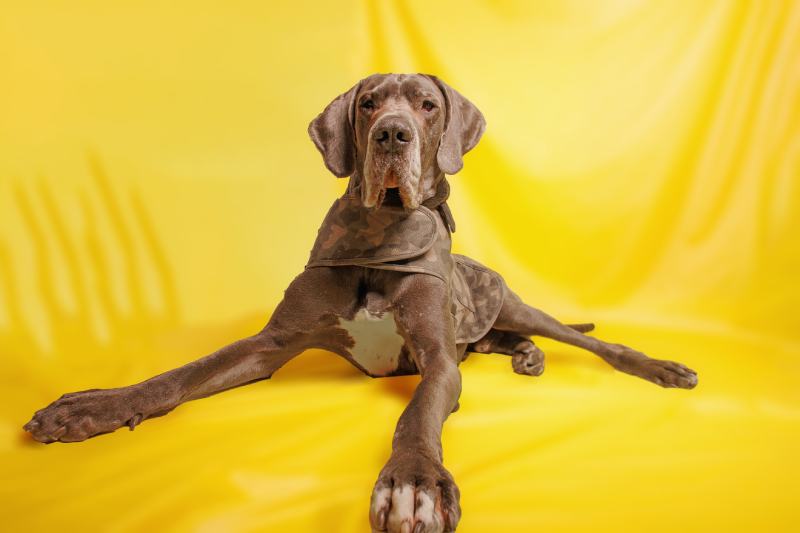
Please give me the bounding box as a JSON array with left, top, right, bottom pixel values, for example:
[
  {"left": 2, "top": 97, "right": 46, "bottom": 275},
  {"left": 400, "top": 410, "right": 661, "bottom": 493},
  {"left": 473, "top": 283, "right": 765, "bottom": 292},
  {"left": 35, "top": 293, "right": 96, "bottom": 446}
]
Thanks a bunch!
[{"left": 337, "top": 308, "right": 406, "bottom": 376}]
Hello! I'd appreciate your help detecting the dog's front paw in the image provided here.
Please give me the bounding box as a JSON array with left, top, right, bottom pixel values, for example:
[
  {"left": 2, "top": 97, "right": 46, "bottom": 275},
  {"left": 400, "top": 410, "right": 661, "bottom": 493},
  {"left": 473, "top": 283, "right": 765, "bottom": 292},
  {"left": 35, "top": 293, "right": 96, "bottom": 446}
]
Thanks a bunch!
[
  {"left": 370, "top": 449, "right": 460, "bottom": 533},
  {"left": 23, "top": 386, "right": 158, "bottom": 443}
]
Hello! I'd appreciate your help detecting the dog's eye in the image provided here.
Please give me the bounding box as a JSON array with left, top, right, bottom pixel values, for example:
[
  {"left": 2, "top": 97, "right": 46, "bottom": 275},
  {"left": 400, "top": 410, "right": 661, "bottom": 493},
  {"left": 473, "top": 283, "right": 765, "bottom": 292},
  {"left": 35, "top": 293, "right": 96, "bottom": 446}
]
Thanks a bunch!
[
  {"left": 360, "top": 99, "right": 375, "bottom": 111},
  {"left": 422, "top": 100, "right": 436, "bottom": 111}
]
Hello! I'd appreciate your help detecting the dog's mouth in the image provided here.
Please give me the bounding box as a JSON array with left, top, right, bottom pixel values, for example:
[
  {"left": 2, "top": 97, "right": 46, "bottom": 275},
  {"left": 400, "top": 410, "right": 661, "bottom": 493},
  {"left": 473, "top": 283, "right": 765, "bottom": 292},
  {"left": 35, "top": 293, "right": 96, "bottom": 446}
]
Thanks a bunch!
[
  {"left": 362, "top": 153, "right": 422, "bottom": 211},
  {"left": 380, "top": 187, "right": 404, "bottom": 207},
  {"left": 363, "top": 182, "right": 404, "bottom": 211}
]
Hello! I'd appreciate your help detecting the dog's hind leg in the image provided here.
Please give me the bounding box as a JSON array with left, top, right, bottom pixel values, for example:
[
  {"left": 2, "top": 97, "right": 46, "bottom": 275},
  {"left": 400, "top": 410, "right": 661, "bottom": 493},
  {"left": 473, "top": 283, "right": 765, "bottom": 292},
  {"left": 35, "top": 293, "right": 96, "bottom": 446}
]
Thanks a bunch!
[
  {"left": 23, "top": 267, "right": 361, "bottom": 443},
  {"left": 491, "top": 285, "right": 698, "bottom": 389},
  {"left": 470, "top": 330, "right": 546, "bottom": 376},
  {"left": 469, "top": 321, "right": 595, "bottom": 377}
]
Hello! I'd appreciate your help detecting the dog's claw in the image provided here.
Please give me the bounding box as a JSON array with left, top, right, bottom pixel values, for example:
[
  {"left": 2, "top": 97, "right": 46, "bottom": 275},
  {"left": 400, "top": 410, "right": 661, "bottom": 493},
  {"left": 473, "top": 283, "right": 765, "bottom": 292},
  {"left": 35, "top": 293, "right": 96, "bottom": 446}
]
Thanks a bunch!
[{"left": 128, "top": 413, "right": 143, "bottom": 431}]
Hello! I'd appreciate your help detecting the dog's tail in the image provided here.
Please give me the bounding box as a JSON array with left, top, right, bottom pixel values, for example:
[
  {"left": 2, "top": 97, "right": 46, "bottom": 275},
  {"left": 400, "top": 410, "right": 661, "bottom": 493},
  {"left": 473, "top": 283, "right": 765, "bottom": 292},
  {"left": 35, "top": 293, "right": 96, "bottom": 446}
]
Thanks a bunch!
[{"left": 566, "top": 323, "right": 595, "bottom": 333}]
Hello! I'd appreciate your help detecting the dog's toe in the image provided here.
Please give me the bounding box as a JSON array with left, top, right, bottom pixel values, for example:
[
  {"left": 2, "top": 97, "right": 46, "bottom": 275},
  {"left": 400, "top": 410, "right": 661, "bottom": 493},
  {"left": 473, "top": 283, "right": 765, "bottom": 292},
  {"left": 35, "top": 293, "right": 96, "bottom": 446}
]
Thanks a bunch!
[
  {"left": 413, "top": 488, "right": 445, "bottom": 533},
  {"left": 370, "top": 484, "right": 392, "bottom": 531},
  {"left": 379, "top": 483, "right": 451, "bottom": 533},
  {"left": 24, "top": 406, "right": 68, "bottom": 443},
  {"left": 387, "top": 485, "right": 415, "bottom": 533}
]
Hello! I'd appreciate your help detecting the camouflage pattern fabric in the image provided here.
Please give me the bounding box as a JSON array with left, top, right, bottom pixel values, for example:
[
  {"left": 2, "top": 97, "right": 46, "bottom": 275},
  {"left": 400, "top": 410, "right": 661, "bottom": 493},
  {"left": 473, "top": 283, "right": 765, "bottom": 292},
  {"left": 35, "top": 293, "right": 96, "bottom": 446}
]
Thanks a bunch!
[
  {"left": 449, "top": 254, "right": 505, "bottom": 344},
  {"left": 306, "top": 195, "right": 439, "bottom": 266},
  {"left": 306, "top": 195, "right": 505, "bottom": 344}
]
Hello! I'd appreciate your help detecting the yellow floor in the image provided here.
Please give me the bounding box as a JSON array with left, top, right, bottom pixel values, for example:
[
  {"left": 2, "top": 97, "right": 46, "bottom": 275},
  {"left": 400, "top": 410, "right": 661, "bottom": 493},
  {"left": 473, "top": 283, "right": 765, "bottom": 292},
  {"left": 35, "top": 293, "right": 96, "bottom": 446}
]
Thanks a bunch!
[
  {"left": 2, "top": 1, "right": 799, "bottom": 531},
  {"left": 2, "top": 321, "right": 799, "bottom": 532}
]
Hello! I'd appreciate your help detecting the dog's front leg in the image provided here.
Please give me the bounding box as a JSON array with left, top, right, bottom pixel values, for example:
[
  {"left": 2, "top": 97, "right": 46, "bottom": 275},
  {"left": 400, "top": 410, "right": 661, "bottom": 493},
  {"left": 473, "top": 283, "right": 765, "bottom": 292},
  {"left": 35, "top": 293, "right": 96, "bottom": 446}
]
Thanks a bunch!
[
  {"left": 24, "top": 267, "right": 360, "bottom": 443},
  {"left": 22, "top": 331, "right": 302, "bottom": 443},
  {"left": 371, "top": 358, "right": 461, "bottom": 533},
  {"left": 370, "top": 275, "right": 462, "bottom": 533}
]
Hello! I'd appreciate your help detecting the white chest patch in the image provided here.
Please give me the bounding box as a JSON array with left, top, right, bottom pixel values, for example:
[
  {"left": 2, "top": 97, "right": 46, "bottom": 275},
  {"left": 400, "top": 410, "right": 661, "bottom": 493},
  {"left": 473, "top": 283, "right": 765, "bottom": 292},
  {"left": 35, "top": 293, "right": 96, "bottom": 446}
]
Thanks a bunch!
[{"left": 338, "top": 308, "right": 405, "bottom": 375}]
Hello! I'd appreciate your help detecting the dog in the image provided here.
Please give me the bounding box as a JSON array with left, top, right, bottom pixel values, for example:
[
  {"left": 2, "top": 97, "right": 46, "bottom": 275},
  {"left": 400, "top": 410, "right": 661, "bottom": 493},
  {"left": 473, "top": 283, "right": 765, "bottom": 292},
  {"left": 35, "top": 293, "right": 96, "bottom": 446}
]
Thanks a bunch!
[{"left": 24, "top": 73, "right": 698, "bottom": 533}]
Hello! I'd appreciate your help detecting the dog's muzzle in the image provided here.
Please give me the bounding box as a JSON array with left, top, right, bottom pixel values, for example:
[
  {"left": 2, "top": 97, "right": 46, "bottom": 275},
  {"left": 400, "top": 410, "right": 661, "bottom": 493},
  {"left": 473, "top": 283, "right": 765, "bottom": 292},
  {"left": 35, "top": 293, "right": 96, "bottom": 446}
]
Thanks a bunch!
[{"left": 363, "top": 114, "right": 422, "bottom": 210}]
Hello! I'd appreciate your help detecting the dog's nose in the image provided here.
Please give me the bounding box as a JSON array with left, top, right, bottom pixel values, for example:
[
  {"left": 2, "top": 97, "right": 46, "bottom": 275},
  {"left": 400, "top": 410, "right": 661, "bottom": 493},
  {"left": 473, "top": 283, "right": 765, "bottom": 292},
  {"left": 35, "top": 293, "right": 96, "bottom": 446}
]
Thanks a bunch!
[{"left": 372, "top": 120, "right": 413, "bottom": 153}]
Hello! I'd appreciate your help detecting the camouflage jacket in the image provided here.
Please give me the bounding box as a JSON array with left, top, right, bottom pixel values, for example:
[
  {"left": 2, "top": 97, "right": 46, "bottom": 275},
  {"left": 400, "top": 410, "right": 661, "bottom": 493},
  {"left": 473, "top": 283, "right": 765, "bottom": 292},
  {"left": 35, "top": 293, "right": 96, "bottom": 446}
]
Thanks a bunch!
[{"left": 305, "top": 191, "right": 505, "bottom": 344}]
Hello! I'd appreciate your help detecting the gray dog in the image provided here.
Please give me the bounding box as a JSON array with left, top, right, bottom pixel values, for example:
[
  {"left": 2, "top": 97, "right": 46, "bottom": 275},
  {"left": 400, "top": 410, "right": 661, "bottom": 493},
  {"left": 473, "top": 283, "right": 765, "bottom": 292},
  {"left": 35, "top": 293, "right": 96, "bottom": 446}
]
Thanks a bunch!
[{"left": 24, "top": 73, "right": 698, "bottom": 533}]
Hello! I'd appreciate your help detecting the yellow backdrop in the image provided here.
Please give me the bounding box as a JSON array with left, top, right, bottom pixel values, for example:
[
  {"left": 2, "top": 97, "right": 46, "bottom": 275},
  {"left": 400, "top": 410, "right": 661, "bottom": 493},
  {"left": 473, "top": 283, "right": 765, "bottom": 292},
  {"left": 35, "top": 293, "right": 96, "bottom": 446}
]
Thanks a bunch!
[{"left": 1, "top": 1, "right": 799, "bottom": 531}]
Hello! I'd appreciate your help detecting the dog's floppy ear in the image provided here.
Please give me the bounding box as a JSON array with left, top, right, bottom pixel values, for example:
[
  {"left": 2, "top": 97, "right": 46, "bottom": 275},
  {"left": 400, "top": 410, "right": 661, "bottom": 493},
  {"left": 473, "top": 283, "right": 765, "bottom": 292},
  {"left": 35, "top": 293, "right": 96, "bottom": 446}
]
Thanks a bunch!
[
  {"left": 308, "top": 80, "right": 363, "bottom": 177},
  {"left": 427, "top": 75, "right": 486, "bottom": 175}
]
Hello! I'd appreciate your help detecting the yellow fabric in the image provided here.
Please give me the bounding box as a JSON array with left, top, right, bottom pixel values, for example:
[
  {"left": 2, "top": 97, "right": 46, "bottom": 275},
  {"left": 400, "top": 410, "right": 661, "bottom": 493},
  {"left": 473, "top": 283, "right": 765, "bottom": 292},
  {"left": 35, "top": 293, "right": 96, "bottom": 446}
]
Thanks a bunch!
[{"left": 1, "top": 1, "right": 799, "bottom": 531}]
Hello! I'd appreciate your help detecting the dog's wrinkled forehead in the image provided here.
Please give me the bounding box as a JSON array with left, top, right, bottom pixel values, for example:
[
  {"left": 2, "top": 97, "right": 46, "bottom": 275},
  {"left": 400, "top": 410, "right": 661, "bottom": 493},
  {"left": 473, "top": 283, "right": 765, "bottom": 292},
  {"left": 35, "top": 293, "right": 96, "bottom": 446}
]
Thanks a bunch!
[{"left": 357, "top": 74, "right": 443, "bottom": 108}]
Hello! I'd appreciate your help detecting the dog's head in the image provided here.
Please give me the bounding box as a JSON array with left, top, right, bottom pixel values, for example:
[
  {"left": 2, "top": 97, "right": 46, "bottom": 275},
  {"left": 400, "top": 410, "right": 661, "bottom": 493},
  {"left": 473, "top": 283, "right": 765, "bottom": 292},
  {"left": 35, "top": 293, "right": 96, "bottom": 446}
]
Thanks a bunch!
[{"left": 309, "top": 73, "right": 485, "bottom": 210}]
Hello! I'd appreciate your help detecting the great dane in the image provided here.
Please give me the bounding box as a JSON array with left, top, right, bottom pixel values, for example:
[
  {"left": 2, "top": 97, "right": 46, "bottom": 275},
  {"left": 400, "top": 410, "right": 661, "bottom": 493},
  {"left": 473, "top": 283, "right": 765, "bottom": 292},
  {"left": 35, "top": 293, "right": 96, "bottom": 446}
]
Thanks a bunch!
[{"left": 24, "top": 73, "right": 698, "bottom": 533}]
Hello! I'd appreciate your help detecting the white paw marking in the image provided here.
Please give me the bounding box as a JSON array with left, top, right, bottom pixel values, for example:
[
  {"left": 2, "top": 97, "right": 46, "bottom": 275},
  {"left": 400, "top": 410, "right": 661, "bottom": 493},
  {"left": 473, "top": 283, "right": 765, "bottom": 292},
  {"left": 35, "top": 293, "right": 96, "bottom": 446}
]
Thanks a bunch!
[
  {"left": 339, "top": 308, "right": 405, "bottom": 375},
  {"left": 388, "top": 484, "right": 415, "bottom": 531},
  {"left": 371, "top": 486, "right": 391, "bottom": 518},
  {"left": 414, "top": 490, "right": 441, "bottom": 530}
]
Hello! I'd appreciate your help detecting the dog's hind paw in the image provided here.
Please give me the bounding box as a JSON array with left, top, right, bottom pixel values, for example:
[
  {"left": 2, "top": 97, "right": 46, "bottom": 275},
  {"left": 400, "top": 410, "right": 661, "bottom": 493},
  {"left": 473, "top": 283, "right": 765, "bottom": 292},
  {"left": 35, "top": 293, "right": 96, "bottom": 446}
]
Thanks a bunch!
[
  {"left": 638, "top": 358, "right": 698, "bottom": 389},
  {"left": 511, "top": 342, "right": 545, "bottom": 376},
  {"left": 606, "top": 344, "right": 699, "bottom": 389}
]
